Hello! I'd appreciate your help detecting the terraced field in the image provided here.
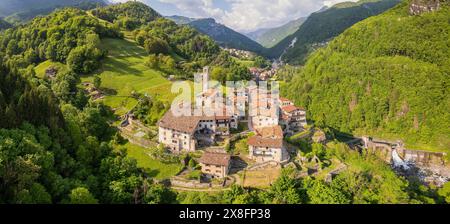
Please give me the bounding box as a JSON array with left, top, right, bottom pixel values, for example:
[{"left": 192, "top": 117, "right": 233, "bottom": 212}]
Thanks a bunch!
[{"left": 81, "top": 37, "right": 176, "bottom": 115}]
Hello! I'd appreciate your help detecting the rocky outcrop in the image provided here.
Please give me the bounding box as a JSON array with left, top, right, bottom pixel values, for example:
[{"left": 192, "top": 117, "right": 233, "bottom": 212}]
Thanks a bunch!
[{"left": 409, "top": 0, "right": 441, "bottom": 15}]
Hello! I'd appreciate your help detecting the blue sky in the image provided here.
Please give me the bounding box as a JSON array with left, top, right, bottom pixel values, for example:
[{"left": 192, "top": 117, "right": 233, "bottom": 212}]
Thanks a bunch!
[{"left": 110, "top": 0, "right": 355, "bottom": 32}]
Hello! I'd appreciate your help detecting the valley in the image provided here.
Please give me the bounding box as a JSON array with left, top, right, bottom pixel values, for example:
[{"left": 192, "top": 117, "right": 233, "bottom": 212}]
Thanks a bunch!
[{"left": 0, "top": 0, "right": 449, "bottom": 205}]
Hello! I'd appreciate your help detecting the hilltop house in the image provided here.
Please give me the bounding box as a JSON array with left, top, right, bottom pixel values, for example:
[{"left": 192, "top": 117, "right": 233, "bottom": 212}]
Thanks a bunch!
[
  {"left": 279, "top": 104, "right": 307, "bottom": 135},
  {"left": 248, "top": 126, "right": 288, "bottom": 163},
  {"left": 45, "top": 67, "right": 58, "bottom": 79},
  {"left": 199, "top": 151, "right": 231, "bottom": 178},
  {"left": 158, "top": 109, "right": 237, "bottom": 153}
]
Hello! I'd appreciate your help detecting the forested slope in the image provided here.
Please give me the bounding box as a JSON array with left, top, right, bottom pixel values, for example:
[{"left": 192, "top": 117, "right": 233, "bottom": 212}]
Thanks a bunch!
[
  {"left": 284, "top": 0, "right": 450, "bottom": 151},
  {"left": 268, "top": 0, "right": 401, "bottom": 64},
  {"left": 0, "top": 7, "right": 176, "bottom": 204}
]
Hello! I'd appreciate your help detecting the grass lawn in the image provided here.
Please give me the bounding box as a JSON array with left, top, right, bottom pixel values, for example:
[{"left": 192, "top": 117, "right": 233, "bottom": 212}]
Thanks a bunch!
[
  {"left": 80, "top": 38, "right": 177, "bottom": 116},
  {"left": 120, "top": 142, "right": 184, "bottom": 180},
  {"left": 232, "top": 56, "right": 254, "bottom": 68}
]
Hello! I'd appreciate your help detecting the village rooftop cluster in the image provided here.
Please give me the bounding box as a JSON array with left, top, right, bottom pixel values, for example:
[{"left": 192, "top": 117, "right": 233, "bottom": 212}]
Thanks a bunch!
[{"left": 156, "top": 67, "right": 307, "bottom": 179}]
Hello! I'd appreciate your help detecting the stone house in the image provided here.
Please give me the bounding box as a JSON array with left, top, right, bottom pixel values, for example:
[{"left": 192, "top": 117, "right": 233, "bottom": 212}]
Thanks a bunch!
[
  {"left": 45, "top": 67, "right": 58, "bottom": 79},
  {"left": 199, "top": 151, "right": 231, "bottom": 178},
  {"left": 279, "top": 105, "right": 307, "bottom": 135},
  {"left": 158, "top": 112, "right": 199, "bottom": 153}
]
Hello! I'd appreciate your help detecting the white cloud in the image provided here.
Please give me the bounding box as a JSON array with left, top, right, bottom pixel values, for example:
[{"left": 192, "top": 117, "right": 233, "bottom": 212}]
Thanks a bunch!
[
  {"left": 324, "top": 0, "right": 357, "bottom": 7},
  {"left": 108, "top": 0, "right": 355, "bottom": 32}
]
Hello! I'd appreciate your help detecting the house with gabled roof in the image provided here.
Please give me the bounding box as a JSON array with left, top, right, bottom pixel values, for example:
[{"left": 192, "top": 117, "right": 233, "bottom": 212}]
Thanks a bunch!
[{"left": 248, "top": 125, "right": 288, "bottom": 163}]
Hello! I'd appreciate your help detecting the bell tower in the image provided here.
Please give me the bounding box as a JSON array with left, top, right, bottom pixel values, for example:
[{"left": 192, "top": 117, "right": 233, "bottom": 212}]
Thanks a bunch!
[{"left": 202, "top": 66, "right": 210, "bottom": 92}]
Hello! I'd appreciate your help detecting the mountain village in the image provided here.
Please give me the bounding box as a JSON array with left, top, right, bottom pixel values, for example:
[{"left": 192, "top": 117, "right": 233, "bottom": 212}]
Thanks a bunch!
[
  {"left": 1, "top": 0, "right": 449, "bottom": 205},
  {"left": 117, "top": 66, "right": 309, "bottom": 188}
]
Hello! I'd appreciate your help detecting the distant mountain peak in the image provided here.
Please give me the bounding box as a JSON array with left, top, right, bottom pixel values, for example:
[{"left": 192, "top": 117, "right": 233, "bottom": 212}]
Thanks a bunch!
[
  {"left": 269, "top": 0, "right": 401, "bottom": 64},
  {"left": 168, "top": 15, "right": 264, "bottom": 54}
]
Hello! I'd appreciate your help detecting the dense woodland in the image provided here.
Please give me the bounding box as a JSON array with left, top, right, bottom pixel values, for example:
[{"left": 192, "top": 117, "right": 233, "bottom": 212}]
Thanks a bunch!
[
  {"left": 268, "top": 0, "right": 401, "bottom": 64},
  {"left": 0, "top": 2, "right": 250, "bottom": 204},
  {"left": 284, "top": 1, "right": 450, "bottom": 152},
  {"left": 188, "top": 18, "right": 266, "bottom": 54}
]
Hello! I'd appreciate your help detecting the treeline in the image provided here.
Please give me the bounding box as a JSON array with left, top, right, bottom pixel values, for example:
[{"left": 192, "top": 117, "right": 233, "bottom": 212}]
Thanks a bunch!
[
  {"left": 0, "top": 59, "right": 179, "bottom": 203},
  {"left": 91, "top": 1, "right": 161, "bottom": 31},
  {"left": 283, "top": 1, "right": 450, "bottom": 151},
  {"left": 0, "top": 6, "right": 177, "bottom": 204},
  {"left": 0, "top": 8, "right": 121, "bottom": 73}
]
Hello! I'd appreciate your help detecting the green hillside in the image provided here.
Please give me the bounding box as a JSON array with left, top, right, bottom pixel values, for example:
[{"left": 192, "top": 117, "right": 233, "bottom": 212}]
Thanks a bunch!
[
  {"left": 180, "top": 18, "right": 265, "bottom": 54},
  {"left": 91, "top": 1, "right": 160, "bottom": 29},
  {"left": 0, "top": 0, "right": 107, "bottom": 24},
  {"left": 80, "top": 37, "right": 175, "bottom": 115},
  {"left": 268, "top": 0, "right": 401, "bottom": 64},
  {"left": 284, "top": 0, "right": 450, "bottom": 152},
  {"left": 0, "top": 18, "right": 11, "bottom": 30}
]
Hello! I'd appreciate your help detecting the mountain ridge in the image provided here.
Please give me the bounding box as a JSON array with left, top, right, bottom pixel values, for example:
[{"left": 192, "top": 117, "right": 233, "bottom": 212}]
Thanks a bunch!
[
  {"left": 269, "top": 0, "right": 402, "bottom": 64},
  {"left": 284, "top": 0, "right": 450, "bottom": 151},
  {"left": 246, "top": 17, "right": 307, "bottom": 48},
  {"left": 167, "top": 16, "right": 265, "bottom": 54}
]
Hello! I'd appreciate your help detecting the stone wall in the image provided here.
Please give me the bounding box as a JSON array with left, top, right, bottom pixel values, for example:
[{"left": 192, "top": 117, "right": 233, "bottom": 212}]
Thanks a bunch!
[
  {"left": 169, "top": 176, "right": 224, "bottom": 189},
  {"left": 362, "top": 137, "right": 447, "bottom": 167}
]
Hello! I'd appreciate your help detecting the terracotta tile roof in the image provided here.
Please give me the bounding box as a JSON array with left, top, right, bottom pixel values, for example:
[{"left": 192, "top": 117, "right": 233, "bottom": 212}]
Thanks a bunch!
[
  {"left": 158, "top": 111, "right": 201, "bottom": 134},
  {"left": 158, "top": 109, "right": 232, "bottom": 134},
  {"left": 248, "top": 126, "right": 283, "bottom": 148},
  {"left": 199, "top": 152, "right": 231, "bottom": 167},
  {"left": 256, "top": 126, "right": 283, "bottom": 138},
  {"left": 279, "top": 97, "right": 291, "bottom": 102},
  {"left": 281, "top": 105, "right": 304, "bottom": 113},
  {"left": 248, "top": 136, "right": 283, "bottom": 148}
]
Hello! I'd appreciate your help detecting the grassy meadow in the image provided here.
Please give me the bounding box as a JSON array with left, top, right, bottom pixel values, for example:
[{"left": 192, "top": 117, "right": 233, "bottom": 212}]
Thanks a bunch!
[
  {"left": 119, "top": 142, "right": 183, "bottom": 180},
  {"left": 80, "top": 37, "right": 177, "bottom": 115}
]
